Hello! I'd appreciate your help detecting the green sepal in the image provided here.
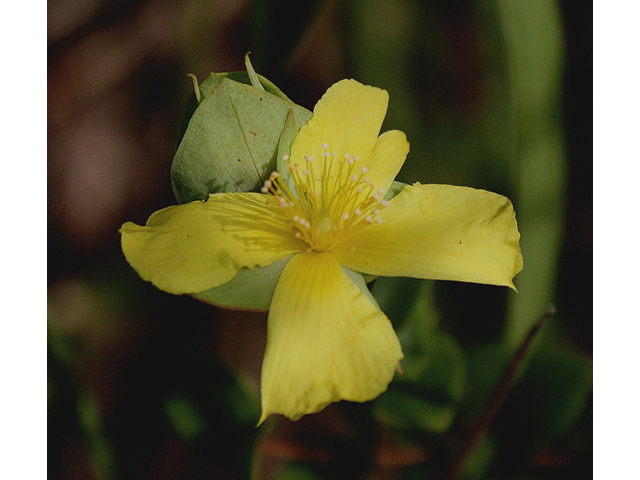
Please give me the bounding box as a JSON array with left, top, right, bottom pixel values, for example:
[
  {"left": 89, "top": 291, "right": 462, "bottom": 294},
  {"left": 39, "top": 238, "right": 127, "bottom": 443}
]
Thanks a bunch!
[
  {"left": 384, "top": 180, "right": 408, "bottom": 201},
  {"left": 342, "top": 267, "right": 380, "bottom": 309},
  {"left": 175, "top": 71, "right": 293, "bottom": 152},
  {"left": 172, "top": 72, "right": 312, "bottom": 204},
  {"left": 191, "top": 256, "right": 292, "bottom": 311},
  {"left": 276, "top": 107, "right": 302, "bottom": 192}
]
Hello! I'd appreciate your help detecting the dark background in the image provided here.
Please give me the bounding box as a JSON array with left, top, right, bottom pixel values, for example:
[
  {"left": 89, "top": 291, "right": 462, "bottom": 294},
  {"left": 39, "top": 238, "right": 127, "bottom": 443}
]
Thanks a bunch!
[{"left": 48, "top": 1, "right": 592, "bottom": 479}]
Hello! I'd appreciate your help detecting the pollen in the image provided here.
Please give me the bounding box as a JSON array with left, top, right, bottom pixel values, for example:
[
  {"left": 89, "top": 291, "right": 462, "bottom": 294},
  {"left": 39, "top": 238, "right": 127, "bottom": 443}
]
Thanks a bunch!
[{"left": 260, "top": 143, "right": 390, "bottom": 251}]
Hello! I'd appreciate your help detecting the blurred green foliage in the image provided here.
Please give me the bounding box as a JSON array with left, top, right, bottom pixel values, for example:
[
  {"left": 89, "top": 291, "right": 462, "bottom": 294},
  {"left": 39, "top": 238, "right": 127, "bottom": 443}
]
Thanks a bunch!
[{"left": 48, "top": 0, "right": 591, "bottom": 479}]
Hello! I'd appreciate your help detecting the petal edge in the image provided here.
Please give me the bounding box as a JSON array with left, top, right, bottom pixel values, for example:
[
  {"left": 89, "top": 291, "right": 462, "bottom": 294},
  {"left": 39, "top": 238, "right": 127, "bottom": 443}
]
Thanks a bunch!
[
  {"left": 335, "top": 184, "right": 523, "bottom": 289},
  {"left": 259, "top": 252, "right": 403, "bottom": 423}
]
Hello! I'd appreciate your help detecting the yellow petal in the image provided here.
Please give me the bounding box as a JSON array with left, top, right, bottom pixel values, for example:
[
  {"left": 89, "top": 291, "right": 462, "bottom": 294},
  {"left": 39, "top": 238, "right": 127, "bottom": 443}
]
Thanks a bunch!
[
  {"left": 259, "top": 252, "right": 403, "bottom": 423},
  {"left": 290, "top": 79, "right": 392, "bottom": 182},
  {"left": 334, "top": 184, "right": 523, "bottom": 289},
  {"left": 363, "top": 129, "right": 410, "bottom": 196},
  {"left": 120, "top": 193, "right": 305, "bottom": 295}
]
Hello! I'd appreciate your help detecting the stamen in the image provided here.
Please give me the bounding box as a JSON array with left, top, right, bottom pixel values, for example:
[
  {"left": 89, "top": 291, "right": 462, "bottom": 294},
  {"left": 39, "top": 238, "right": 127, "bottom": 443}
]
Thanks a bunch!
[{"left": 260, "top": 144, "right": 387, "bottom": 252}]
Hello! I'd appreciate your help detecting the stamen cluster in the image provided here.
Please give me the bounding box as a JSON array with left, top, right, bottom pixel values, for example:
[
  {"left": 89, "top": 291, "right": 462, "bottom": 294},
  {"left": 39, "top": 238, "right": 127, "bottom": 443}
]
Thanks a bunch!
[{"left": 261, "top": 143, "right": 389, "bottom": 252}]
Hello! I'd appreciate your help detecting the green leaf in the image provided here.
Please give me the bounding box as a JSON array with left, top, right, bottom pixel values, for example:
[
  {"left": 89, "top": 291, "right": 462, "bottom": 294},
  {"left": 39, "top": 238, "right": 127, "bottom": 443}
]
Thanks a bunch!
[
  {"left": 164, "top": 395, "right": 205, "bottom": 441},
  {"left": 370, "top": 276, "right": 423, "bottom": 330},
  {"left": 373, "top": 281, "right": 465, "bottom": 434},
  {"left": 457, "top": 434, "right": 497, "bottom": 480},
  {"left": 460, "top": 342, "right": 511, "bottom": 421},
  {"left": 373, "top": 329, "right": 466, "bottom": 433},
  {"left": 172, "top": 73, "right": 312, "bottom": 204},
  {"left": 192, "top": 256, "right": 292, "bottom": 311},
  {"left": 495, "top": 348, "right": 592, "bottom": 451},
  {"left": 275, "top": 463, "right": 323, "bottom": 480},
  {"left": 498, "top": 0, "right": 567, "bottom": 349}
]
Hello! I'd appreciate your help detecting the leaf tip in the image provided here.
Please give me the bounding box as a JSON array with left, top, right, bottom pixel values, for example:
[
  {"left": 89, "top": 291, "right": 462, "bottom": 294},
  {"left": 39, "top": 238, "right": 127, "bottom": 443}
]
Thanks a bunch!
[{"left": 186, "top": 73, "right": 201, "bottom": 103}]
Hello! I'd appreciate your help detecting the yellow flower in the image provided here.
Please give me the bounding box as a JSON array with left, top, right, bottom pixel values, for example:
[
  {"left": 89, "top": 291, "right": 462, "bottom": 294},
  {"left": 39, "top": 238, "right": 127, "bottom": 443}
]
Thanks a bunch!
[{"left": 120, "top": 79, "right": 523, "bottom": 424}]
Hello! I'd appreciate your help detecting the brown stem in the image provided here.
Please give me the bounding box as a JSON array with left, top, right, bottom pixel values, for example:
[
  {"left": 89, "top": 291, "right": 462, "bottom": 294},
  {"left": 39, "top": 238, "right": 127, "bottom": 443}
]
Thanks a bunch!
[{"left": 443, "top": 306, "right": 556, "bottom": 480}]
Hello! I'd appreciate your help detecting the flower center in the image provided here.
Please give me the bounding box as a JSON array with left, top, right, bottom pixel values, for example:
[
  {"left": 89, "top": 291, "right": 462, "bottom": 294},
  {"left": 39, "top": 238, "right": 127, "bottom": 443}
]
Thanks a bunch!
[{"left": 261, "top": 143, "right": 389, "bottom": 252}]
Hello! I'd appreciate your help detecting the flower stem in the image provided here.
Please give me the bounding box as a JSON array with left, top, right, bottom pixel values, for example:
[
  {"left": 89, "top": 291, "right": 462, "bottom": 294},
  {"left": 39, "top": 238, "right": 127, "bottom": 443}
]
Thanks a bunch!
[{"left": 443, "top": 306, "right": 556, "bottom": 480}]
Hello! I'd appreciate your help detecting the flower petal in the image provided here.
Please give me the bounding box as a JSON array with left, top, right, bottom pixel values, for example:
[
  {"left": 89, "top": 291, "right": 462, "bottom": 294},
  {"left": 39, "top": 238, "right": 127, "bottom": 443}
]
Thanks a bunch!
[
  {"left": 120, "top": 193, "right": 305, "bottom": 295},
  {"left": 259, "top": 252, "right": 403, "bottom": 423},
  {"left": 334, "top": 184, "right": 523, "bottom": 289},
  {"left": 289, "top": 79, "right": 390, "bottom": 179},
  {"left": 364, "top": 129, "right": 410, "bottom": 196}
]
